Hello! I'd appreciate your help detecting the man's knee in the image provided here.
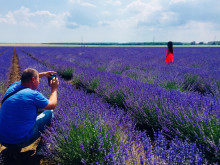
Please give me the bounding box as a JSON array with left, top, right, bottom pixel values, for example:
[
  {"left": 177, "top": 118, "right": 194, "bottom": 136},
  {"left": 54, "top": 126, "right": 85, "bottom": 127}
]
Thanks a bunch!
[
  {"left": 37, "top": 110, "right": 54, "bottom": 121},
  {"left": 36, "top": 110, "right": 54, "bottom": 131}
]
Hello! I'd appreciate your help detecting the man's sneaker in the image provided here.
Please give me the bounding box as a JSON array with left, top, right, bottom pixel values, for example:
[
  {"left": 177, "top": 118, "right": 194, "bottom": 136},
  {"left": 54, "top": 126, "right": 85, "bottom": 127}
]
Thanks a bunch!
[
  {"left": 35, "top": 142, "right": 47, "bottom": 157},
  {"left": 1, "top": 147, "right": 21, "bottom": 160}
]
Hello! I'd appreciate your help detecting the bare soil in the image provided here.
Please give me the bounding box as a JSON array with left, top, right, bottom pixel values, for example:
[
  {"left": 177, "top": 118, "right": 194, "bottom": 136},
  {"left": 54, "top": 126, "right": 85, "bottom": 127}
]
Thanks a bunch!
[
  {"left": 7, "top": 48, "right": 21, "bottom": 88},
  {"left": 0, "top": 48, "right": 55, "bottom": 165}
]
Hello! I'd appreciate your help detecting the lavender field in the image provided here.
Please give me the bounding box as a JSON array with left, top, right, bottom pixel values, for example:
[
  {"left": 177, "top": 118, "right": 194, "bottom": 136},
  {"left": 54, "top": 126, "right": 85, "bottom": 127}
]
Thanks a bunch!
[
  {"left": 0, "top": 46, "right": 220, "bottom": 164},
  {"left": 0, "top": 47, "right": 13, "bottom": 102}
]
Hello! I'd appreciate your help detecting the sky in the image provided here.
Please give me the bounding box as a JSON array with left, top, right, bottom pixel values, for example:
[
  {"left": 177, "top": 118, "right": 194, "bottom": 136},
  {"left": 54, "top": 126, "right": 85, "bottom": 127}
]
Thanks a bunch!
[{"left": 0, "top": 0, "right": 220, "bottom": 43}]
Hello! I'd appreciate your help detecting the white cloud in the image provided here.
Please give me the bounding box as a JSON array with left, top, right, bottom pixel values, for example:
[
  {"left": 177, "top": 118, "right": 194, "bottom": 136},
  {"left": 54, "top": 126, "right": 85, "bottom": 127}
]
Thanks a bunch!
[
  {"left": 1, "top": 0, "right": 220, "bottom": 43},
  {"left": 159, "top": 11, "right": 177, "bottom": 24},
  {"left": 101, "top": 11, "right": 111, "bottom": 15},
  {"left": 65, "top": 0, "right": 220, "bottom": 43},
  {"left": 0, "top": 6, "right": 69, "bottom": 28},
  {"left": 125, "top": 0, "right": 162, "bottom": 12},
  {"left": 117, "top": 0, "right": 163, "bottom": 27},
  {"left": 81, "top": 2, "right": 96, "bottom": 7},
  {"left": 0, "top": 12, "right": 16, "bottom": 24},
  {"left": 68, "top": 0, "right": 96, "bottom": 7},
  {"left": 34, "top": 11, "right": 56, "bottom": 17},
  {"left": 169, "top": 0, "right": 187, "bottom": 4},
  {"left": 68, "top": 0, "right": 79, "bottom": 4},
  {"left": 178, "top": 21, "right": 214, "bottom": 34},
  {"left": 106, "top": 0, "right": 121, "bottom": 6}
]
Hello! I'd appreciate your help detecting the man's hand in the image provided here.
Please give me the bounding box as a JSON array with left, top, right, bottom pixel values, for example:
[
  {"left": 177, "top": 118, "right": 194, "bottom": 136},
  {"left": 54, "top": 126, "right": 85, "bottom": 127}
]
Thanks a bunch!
[
  {"left": 39, "top": 71, "right": 57, "bottom": 78},
  {"left": 50, "top": 77, "right": 59, "bottom": 91},
  {"left": 44, "top": 77, "right": 59, "bottom": 110}
]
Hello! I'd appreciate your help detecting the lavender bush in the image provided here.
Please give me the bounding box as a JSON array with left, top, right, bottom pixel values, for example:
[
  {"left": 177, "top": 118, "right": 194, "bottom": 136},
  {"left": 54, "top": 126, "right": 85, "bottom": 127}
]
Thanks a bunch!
[{"left": 0, "top": 47, "right": 13, "bottom": 100}]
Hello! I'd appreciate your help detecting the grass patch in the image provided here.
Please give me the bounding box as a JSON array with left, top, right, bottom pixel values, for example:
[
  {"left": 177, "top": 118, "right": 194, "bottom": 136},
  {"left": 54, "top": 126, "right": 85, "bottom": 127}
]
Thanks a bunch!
[
  {"left": 104, "top": 90, "right": 126, "bottom": 108},
  {"left": 112, "top": 70, "right": 123, "bottom": 75},
  {"left": 162, "top": 81, "right": 183, "bottom": 91},
  {"left": 182, "top": 74, "right": 214, "bottom": 96},
  {"left": 57, "top": 68, "right": 73, "bottom": 81},
  {"left": 96, "top": 67, "right": 106, "bottom": 71},
  {"left": 0, "top": 81, "right": 5, "bottom": 95},
  {"left": 89, "top": 79, "right": 99, "bottom": 91},
  {"left": 54, "top": 118, "right": 119, "bottom": 164},
  {"left": 127, "top": 72, "right": 138, "bottom": 80}
]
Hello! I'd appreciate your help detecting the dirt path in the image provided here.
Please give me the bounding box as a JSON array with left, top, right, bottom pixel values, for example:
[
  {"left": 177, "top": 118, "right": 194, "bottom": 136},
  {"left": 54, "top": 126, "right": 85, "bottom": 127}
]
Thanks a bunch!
[
  {"left": 7, "top": 48, "right": 21, "bottom": 88},
  {"left": 0, "top": 48, "right": 53, "bottom": 165}
]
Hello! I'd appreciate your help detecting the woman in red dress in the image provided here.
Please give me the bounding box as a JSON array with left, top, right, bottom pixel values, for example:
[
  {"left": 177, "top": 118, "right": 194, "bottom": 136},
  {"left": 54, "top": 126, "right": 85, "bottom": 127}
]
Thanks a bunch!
[{"left": 165, "top": 41, "right": 174, "bottom": 63}]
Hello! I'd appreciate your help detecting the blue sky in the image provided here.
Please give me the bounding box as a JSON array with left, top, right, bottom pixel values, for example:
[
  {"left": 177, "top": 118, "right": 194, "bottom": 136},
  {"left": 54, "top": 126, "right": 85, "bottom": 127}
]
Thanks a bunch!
[{"left": 0, "top": 0, "right": 220, "bottom": 43}]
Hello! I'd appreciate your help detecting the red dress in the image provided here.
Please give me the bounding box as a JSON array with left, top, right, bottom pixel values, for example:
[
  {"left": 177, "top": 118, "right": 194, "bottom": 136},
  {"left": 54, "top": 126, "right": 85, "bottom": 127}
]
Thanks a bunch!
[{"left": 165, "top": 48, "right": 174, "bottom": 63}]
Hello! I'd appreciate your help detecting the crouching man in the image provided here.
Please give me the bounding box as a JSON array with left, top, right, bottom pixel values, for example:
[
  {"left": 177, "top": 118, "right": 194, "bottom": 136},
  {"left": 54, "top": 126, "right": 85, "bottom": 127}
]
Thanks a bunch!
[{"left": 0, "top": 68, "right": 59, "bottom": 156}]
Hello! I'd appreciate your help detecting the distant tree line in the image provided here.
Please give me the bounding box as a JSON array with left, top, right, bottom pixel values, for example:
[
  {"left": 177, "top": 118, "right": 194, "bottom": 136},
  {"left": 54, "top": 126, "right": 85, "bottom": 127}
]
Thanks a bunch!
[
  {"left": 207, "top": 41, "right": 220, "bottom": 45},
  {"left": 44, "top": 41, "right": 220, "bottom": 46}
]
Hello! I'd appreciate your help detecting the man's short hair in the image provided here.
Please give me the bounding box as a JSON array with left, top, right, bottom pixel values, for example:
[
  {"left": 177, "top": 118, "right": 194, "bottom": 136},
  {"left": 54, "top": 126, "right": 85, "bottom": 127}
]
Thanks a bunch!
[{"left": 21, "top": 68, "right": 39, "bottom": 83}]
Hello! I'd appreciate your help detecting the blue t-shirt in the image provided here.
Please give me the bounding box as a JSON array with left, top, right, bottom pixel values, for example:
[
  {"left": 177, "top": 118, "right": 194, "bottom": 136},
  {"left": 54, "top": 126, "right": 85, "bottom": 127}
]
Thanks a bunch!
[{"left": 0, "top": 81, "right": 49, "bottom": 144}]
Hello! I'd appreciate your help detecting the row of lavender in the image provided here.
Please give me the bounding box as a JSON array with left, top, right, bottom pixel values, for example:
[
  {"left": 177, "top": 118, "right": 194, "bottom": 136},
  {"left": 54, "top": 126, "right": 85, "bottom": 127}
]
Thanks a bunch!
[
  {"left": 22, "top": 46, "right": 220, "bottom": 97},
  {"left": 12, "top": 47, "right": 208, "bottom": 164},
  {"left": 0, "top": 47, "right": 13, "bottom": 101},
  {"left": 20, "top": 46, "right": 220, "bottom": 163}
]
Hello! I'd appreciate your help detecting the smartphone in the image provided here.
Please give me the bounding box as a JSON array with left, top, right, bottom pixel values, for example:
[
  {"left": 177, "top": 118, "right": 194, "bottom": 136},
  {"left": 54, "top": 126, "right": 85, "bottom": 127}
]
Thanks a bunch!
[{"left": 48, "top": 74, "right": 56, "bottom": 86}]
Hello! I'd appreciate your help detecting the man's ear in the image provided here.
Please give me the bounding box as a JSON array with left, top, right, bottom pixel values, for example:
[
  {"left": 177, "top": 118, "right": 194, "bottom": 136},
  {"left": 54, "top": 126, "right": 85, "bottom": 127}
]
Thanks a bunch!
[{"left": 31, "top": 76, "right": 35, "bottom": 83}]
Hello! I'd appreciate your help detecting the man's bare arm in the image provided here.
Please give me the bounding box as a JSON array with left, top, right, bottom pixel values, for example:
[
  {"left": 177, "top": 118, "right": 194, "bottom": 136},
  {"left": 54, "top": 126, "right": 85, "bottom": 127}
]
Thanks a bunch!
[
  {"left": 44, "top": 77, "right": 59, "bottom": 109},
  {"left": 39, "top": 71, "right": 57, "bottom": 78}
]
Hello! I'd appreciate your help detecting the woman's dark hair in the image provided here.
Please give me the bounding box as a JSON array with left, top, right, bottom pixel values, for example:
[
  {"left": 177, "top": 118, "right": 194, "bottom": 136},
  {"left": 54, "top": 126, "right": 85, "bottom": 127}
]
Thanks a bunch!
[
  {"left": 21, "top": 68, "right": 38, "bottom": 83},
  {"left": 167, "top": 41, "right": 173, "bottom": 53}
]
